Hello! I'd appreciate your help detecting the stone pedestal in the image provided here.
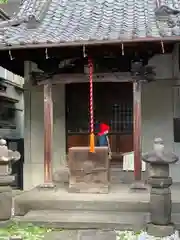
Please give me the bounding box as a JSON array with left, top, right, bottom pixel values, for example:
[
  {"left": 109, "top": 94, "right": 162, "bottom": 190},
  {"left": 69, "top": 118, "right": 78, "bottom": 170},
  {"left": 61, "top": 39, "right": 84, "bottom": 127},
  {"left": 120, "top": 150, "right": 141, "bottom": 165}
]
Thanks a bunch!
[
  {"left": 68, "top": 147, "right": 109, "bottom": 193},
  {"left": 0, "top": 184, "right": 13, "bottom": 221},
  {"left": 0, "top": 139, "right": 20, "bottom": 221},
  {"left": 142, "top": 138, "right": 178, "bottom": 237},
  {"left": 0, "top": 167, "right": 15, "bottom": 221},
  {"left": 52, "top": 166, "right": 69, "bottom": 187}
]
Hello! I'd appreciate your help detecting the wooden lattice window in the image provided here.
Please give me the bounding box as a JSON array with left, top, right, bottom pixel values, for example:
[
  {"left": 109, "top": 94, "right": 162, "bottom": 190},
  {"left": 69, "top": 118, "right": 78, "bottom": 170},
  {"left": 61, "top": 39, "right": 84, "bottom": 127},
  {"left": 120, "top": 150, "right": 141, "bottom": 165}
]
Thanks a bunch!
[{"left": 111, "top": 103, "right": 133, "bottom": 134}]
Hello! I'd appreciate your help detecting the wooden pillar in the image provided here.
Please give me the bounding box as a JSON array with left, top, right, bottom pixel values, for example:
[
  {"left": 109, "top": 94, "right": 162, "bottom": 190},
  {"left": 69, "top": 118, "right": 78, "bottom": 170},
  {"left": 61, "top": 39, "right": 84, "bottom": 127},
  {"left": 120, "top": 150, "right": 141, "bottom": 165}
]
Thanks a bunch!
[
  {"left": 43, "top": 82, "right": 53, "bottom": 184},
  {"left": 133, "top": 80, "right": 142, "bottom": 181}
]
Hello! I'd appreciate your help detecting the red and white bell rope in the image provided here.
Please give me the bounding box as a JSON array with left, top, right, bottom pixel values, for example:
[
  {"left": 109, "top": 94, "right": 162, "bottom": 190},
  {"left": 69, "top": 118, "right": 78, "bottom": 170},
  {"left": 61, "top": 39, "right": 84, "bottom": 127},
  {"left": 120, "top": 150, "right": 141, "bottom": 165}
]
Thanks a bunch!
[{"left": 88, "top": 56, "right": 95, "bottom": 152}]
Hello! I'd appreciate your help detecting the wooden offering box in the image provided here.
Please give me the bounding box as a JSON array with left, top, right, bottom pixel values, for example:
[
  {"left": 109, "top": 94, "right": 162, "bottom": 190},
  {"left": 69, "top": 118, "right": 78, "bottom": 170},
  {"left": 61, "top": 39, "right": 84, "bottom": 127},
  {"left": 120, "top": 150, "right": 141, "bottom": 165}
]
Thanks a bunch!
[{"left": 68, "top": 146, "right": 109, "bottom": 193}]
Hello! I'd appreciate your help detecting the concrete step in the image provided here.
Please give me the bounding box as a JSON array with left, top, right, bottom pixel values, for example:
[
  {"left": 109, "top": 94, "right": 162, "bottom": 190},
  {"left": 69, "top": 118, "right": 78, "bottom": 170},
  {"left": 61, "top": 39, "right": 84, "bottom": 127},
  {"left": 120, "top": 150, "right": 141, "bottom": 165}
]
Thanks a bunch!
[
  {"left": 14, "top": 187, "right": 150, "bottom": 216},
  {"left": 14, "top": 210, "right": 180, "bottom": 231},
  {"left": 15, "top": 197, "right": 149, "bottom": 216},
  {"left": 14, "top": 210, "right": 150, "bottom": 231},
  {"left": 14, "top": 185, "right": 180, "bottom": 216}
]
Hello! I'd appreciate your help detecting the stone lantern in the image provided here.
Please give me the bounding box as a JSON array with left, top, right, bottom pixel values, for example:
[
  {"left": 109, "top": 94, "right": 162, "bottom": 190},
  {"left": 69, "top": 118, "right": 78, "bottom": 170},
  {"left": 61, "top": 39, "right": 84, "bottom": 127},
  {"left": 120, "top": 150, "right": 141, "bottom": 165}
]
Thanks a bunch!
[
  {"left": 0, "top": 138, "right": 21, "bottom": 221},
  {"left": 142, "top": 138, "right": 178, "bottom": 237}
]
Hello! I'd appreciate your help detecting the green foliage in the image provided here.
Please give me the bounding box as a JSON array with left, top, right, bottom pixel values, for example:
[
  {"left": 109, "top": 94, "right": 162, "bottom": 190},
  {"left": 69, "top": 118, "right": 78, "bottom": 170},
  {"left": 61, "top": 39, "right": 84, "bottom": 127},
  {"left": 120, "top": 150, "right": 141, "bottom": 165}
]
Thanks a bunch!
[
  {"left": 0, "top": 221, "right": 57, "bottom": 240},
  {"left": 0, "top": 0, "right": 8, "bottom": 3}
]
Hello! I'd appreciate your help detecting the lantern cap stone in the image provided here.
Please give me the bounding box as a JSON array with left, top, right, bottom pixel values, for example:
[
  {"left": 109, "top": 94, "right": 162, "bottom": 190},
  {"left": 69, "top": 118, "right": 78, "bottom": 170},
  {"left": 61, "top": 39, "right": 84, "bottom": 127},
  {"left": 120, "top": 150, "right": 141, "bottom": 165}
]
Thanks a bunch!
[
  {"left": 0, "top": 139, "right": 7, "bottom": 145},
  {"left": 142, "top": 137, "right": 179, "bottom": 164},
  {"left": 154, "top": 137, "right": 163, "bottom": 144},
  {"left": 0, "top": 138, "right": 21, "bottom": 162}
]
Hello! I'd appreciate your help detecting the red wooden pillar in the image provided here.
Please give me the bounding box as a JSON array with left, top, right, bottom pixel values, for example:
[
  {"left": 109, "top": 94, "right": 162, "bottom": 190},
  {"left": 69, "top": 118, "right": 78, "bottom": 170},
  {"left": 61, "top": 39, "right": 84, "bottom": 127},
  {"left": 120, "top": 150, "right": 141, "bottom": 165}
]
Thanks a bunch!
[
  {"left": 43, "top": 82, "right": 53, "bottom": 185},
  {"left": 133, "top": 80, "right": 142, "bottom": 181}
]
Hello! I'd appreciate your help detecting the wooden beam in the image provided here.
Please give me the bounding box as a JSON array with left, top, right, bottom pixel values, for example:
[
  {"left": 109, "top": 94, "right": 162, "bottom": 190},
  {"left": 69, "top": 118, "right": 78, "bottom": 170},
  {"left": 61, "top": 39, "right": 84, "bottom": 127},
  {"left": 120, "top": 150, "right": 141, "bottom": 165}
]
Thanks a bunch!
[
  {"left": 43, "top": 82, "right": 53, "bottom": 183},
  {"left": 37, "top": 72, "right": 133, "bottom": 85},
  {"left": 0, "top": 36, "right": 177, "bottom": 51},
  {"left": 35, "top": 72, "right": 177, "bottom": 86},
  {"left": 133, "top": 81, "right": 142, "bottom": 181}
]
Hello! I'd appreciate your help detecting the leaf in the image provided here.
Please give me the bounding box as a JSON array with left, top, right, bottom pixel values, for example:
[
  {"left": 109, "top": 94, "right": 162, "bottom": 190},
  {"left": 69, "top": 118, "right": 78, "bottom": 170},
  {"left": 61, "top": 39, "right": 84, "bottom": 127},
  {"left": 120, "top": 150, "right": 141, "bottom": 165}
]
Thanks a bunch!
[
  {"left": 0, "top": 221, "right": 59, "bottom": 240},
  {"left": 0, "top": 0, "right": 8, "bottom": 3}
]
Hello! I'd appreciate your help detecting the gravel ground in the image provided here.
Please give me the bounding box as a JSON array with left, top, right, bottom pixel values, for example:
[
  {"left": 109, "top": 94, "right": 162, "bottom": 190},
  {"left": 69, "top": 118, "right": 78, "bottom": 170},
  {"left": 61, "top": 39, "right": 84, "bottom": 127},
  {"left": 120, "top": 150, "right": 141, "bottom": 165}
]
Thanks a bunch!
[{"left": 116, "top": 231, "right": 180, "bottom": 240}]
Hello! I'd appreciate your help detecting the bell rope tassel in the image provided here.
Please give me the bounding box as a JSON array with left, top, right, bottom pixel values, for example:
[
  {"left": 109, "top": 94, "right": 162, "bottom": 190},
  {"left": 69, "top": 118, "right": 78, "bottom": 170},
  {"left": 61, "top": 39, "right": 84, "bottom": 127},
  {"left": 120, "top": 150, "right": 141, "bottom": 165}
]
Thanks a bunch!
[{"left": 90, "top": 132, "right": 95, "bottom": 153}]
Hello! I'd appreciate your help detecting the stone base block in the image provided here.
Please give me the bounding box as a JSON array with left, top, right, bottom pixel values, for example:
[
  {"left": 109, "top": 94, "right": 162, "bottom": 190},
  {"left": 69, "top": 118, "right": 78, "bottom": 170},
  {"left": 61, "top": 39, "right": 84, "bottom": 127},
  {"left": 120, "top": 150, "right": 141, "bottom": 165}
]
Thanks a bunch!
[
  {"left": 69, "top": 183, "right": 109, "bottom": 194},
  {"left": 130, "top": 181, "right": 147, "bottom": 191},
  {"left": 37, "top": 182, "right": 56, "bottom": 190},
  {"left": 146, "top": 222, "right": 175, "bottom": 237},
  {"left": 0, "top": 186, "right": 12, "bottom": 221},
  {"left": 52, "top": 167, "right": 69, "bottom": 186},
  {"left": 44, "top": 230, "right": 116, "bottom": 240},
  {"left": 150, "top": 188, "right": 171, "bottom": 225},
  {"left": 68, "top": 147, "right": 109, "bottom": 194}
]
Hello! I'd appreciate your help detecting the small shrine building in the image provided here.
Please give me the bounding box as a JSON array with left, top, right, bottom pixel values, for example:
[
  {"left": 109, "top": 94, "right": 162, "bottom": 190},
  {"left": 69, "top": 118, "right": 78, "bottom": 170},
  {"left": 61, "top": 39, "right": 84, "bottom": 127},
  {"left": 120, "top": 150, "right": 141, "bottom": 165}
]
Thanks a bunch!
[{"left": 0, "top": 0, "right": 179, "bottom": 189}]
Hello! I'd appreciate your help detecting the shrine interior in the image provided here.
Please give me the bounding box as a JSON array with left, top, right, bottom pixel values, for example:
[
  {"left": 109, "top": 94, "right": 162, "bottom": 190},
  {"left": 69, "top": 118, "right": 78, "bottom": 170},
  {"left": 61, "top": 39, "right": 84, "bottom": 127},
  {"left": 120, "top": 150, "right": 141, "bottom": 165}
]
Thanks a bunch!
[{"left": 66, "top": 82, "right": 133, "bottom": 167}]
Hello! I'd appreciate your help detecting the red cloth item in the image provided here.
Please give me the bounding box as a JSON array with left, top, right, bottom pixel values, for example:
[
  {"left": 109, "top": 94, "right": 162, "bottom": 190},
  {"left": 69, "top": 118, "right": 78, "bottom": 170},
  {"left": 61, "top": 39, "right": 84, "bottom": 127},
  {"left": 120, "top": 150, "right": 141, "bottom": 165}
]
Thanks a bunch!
[{"left": 98, "top": 123, "right": 110, "bottom": 136}]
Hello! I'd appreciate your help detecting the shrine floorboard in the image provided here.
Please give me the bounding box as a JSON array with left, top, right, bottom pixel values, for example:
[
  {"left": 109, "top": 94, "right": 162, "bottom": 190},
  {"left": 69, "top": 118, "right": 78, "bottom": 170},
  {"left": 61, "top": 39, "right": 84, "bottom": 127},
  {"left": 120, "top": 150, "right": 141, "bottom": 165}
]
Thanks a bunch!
[{"left": 13, "top": 184, "right": 180, "bottom": 231}]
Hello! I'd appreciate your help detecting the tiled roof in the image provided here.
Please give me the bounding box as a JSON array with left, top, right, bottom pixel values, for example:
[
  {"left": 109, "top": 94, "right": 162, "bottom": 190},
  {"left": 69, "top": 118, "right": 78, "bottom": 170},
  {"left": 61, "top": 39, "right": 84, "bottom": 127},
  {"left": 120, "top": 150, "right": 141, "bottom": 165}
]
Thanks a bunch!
[{"left": 0, "top": 0, "right": 180, "bottom": 48}]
